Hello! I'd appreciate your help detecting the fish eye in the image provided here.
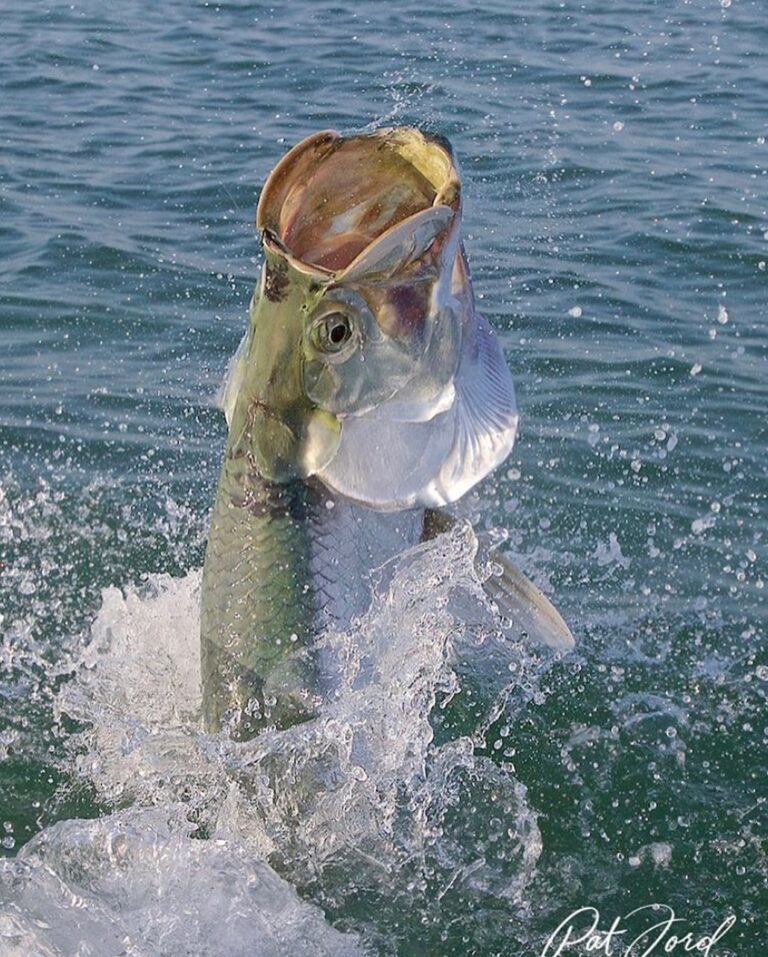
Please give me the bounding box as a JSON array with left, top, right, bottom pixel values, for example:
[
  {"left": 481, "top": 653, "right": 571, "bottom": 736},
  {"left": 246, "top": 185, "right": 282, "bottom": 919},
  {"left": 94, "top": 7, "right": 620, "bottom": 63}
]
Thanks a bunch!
[{"left": 312, "top": 312, "right": 355, "bottom": 355}]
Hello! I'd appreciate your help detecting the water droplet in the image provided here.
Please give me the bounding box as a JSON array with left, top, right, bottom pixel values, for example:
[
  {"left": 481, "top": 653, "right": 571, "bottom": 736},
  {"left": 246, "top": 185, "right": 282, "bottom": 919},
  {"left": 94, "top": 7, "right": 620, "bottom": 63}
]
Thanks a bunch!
[
  {"left": 691, "top": 514, "right": 716, "bottom": 535},
  {"left": 568, "top": 305, "right": 583, "bottom": 318},
  {"left": 650, "top": 843, "right": 672, "bottom": 865}
]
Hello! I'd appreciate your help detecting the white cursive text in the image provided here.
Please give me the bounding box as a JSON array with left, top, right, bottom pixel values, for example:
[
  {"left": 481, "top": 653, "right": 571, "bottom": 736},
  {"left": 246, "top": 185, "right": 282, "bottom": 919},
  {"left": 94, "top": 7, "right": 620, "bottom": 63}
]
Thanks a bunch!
[{"left": 541, "top": 904, "right": 736, "bottom": 957}]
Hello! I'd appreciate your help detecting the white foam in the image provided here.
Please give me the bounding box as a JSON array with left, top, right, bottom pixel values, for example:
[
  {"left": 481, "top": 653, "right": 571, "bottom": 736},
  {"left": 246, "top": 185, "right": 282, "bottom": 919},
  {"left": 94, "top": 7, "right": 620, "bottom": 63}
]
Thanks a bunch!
[{"left": 0, "top": 808, "right": 363, "bottom": 957}]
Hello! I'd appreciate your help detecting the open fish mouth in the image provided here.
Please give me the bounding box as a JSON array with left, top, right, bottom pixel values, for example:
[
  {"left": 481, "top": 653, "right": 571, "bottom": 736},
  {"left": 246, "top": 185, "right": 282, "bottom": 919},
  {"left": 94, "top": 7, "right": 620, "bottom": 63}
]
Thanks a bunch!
[
  {"left": 218, "top": 126, "right": 518, "bottom": 506},
  {"left": 257, "top": 126, "right": 460, "bottom": 274}
]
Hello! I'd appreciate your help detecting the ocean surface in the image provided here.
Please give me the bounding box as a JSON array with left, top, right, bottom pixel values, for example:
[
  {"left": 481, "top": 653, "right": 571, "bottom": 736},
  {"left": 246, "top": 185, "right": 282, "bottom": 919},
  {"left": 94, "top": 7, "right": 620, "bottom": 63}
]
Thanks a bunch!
[{"left": 1, "top": 1, "right": 766, "bottom": 955}]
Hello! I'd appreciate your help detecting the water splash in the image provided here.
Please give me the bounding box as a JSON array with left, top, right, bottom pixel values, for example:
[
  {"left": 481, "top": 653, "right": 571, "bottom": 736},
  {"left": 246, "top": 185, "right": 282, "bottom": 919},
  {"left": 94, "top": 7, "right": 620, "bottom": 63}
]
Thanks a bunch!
[
  {"left": 0, "top": 807, "right": 364, "bottom": 957},
  {"left": 1, "top": 524, "right": 551, "bottom": 954}
]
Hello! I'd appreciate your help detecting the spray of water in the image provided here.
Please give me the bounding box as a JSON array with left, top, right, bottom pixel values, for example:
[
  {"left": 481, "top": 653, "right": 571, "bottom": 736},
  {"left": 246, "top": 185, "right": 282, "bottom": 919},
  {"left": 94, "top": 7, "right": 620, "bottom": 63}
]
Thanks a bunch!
[{"left": 1, "top": 492, "right": 553, "bottom": 954}]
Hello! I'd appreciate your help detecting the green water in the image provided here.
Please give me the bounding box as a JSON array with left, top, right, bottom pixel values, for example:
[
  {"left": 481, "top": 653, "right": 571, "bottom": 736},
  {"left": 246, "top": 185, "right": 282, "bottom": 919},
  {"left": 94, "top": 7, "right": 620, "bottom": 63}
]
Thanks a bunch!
[{"left": 1, "top": 2, "right": 765, "bottom": 954}]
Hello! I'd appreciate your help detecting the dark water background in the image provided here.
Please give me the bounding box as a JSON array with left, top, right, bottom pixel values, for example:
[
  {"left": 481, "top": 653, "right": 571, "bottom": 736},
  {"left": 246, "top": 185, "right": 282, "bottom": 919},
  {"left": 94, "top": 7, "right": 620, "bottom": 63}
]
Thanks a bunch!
[{"left": 1, "top": 1, "right": 766, "bottom": 955}]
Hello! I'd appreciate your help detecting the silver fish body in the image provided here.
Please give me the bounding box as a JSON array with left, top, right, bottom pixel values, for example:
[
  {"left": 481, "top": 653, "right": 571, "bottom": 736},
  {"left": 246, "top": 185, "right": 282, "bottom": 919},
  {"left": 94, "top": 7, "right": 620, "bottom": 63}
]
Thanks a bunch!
[
  {"left": 200, "top": 467, "right": 424, "bottom": 736},
  {"left": 200, "top": 127, "right": 566, "bottom": 740}
]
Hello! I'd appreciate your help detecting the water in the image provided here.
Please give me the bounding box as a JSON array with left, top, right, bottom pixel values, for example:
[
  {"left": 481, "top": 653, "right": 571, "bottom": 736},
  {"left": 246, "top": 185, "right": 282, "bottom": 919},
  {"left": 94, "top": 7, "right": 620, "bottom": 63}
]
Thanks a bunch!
[{"left": 1, "top": 1, "right": 766, "bottom": 954}]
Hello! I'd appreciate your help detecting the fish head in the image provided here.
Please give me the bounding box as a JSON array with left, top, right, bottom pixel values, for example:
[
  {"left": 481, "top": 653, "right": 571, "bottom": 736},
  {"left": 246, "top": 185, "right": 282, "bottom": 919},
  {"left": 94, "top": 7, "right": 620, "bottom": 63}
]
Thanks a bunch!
[{"left": 224, "top": 127, "right": 517, "bottom": 504}]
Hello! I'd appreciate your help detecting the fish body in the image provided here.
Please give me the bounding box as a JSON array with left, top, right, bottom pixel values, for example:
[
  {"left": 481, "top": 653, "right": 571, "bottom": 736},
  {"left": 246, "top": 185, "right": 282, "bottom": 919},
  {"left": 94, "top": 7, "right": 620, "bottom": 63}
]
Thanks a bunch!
[
  {"left": 200, "top": 472, "right": 425, "bottom": 734},
  {"left": 201, "top": 127, "right": 567, "bottom": 739}
]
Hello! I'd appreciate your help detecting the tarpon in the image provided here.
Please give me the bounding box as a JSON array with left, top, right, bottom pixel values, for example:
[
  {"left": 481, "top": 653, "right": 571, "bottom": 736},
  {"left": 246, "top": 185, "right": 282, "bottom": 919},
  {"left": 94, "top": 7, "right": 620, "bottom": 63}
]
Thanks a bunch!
[{"left": 200, "top": 127, "right": 572, "bottom": 739}]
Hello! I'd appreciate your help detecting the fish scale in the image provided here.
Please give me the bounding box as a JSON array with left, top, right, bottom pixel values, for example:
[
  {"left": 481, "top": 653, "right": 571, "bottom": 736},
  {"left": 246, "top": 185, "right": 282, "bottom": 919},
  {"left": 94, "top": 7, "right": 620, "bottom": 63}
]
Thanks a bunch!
[
  {"left": 201, "top": 450, "right": 425, "bottom": 737},
  {"left": 306, "top": 487, "right": 425, "bottom": 630},
  {"left": 200, "top": 452, "right": 316, "bottom": 737}
]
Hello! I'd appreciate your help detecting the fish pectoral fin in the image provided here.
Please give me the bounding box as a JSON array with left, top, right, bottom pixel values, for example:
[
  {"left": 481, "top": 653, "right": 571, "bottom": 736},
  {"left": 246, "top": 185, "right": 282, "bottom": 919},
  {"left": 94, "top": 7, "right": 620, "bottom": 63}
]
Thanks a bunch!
[
  {"left": 216, "top": 331, "right": 249, "bottom": 428},
  {"left": 421, "top": 508, "right": 575, "bottom": 652},
  {"left": 481, "top": 546, "right": 575, "bottom": 651},
  {"left": 421, "top": 506, "right": 456, "bottom": 539}
]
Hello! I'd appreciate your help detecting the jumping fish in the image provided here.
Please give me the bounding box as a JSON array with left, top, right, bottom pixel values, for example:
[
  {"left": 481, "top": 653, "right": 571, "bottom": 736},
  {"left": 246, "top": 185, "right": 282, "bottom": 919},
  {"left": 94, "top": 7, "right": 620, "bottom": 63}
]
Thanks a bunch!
[{"left": 200, "top": 127, "right": 573, "bottom": 739}]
